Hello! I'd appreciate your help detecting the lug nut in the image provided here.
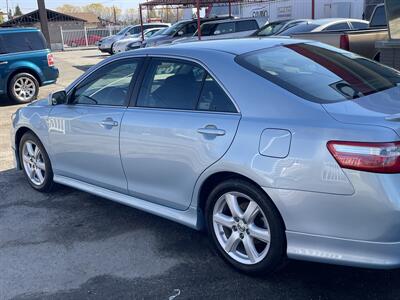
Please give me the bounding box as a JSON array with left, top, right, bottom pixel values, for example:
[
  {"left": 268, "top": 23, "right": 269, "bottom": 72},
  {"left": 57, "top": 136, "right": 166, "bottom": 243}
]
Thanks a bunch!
[{"left": 232, "top": 226, "right": 237, "bottom": 231}]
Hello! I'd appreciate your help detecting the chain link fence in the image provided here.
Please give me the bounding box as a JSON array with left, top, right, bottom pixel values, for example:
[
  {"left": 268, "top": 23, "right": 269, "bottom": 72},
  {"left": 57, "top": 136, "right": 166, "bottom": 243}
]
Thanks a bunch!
[{"left": 60, "top": 26, "right": 123, "bottom": 49}]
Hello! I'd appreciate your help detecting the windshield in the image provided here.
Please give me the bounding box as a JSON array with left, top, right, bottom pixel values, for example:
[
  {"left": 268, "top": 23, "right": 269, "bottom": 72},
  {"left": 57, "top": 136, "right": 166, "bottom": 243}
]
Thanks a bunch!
[
  {"left": 116, "top": 27, "right": 131, "bottom": 35},
  {"left": 199, "top": 22, "right": 235, "bottom": 36},
  {"left": 163, "top": 21, "right": 186, "bottom": 35},
  {"left": 152, "top": 27, "right": 168, "bottom": 37},
  {"left": 277, "top": 23, "right": 319, "bottom": 35},
  {"left": 256, "top": 21, "right": 287, "bottom": 36},
  {"left": 236, "top": 42, "right": 400, "bottom": 103}
]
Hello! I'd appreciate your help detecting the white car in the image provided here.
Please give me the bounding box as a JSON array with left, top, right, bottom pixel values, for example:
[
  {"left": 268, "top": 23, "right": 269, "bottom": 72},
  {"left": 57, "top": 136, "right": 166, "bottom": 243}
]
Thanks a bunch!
[{"left": 112, "top": 28, "right": 166, "bottom": 54}]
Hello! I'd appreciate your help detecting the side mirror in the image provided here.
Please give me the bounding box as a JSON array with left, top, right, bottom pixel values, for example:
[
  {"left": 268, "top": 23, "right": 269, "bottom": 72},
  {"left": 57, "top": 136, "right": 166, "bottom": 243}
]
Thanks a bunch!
[
  {"left": 48, "top": 90, "right": 67, "bottom": 105},
  {"left": 177, "top": 30, "right": 184, "bottom": 36}
]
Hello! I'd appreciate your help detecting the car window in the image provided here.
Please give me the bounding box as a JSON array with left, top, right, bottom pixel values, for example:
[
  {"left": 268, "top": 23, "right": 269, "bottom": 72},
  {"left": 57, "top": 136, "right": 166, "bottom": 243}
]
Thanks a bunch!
[
  {"left": 236, "top": 42, "right": 400, "bottom": 103},
  {"left": 323, "top": 22, "right": 351, "bottom": 31},
  {"left": 137, "top": 59, "right": 205, "bottom": 110},
  {"left": 0, "top": 31, "right": 47, "bottom": 53},
  {"left": 277, "top": 23, "right": 319, "bottom": 35},
  {"left": 350, "top": 21, "right": 369, "bottom": 30},
  {"left": 181, "top": 23, "right": 198, "bottom": 36},
  {"left": 71, "top": 59, "right": 139, "bottom": 106},
  {"left": 129, "top": 26, "right": 140, "bottom": 34},
  {"left": 236, "top": 20, "right": 259, "bottom": 32},
  {"left": 213, "top": 22, "right": 235, "bottom": 35},
  {"left": 197, "top": 75, "right": 237, "bottom": 113},
  {"left": 370, "top": 5, "right": 387, "bottom": 27}
]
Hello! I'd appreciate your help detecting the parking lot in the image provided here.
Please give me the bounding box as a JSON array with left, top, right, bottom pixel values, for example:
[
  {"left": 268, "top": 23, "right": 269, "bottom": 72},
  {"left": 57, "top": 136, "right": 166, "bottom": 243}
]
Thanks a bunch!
[{"left": 2, "top": 49, "right": 400, "bottom": 300}]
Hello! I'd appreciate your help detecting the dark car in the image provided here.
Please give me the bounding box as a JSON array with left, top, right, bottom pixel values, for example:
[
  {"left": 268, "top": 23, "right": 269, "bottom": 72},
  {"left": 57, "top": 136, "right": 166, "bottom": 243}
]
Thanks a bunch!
[{"left": 0, "top": 27, "right": 59, "bottom": 103}]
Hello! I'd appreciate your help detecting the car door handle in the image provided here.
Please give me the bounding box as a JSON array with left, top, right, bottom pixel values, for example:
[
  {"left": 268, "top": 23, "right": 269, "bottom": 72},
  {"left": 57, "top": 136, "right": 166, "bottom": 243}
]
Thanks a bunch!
[
  {"left": 197, "top": 125, "right": 225, "bottom": 136},
  {"left": 0, "top": 61, "right": 8, "bottom": 65},
  {"left": 100, "top": 118, "right": 118, "bottom": 127}
]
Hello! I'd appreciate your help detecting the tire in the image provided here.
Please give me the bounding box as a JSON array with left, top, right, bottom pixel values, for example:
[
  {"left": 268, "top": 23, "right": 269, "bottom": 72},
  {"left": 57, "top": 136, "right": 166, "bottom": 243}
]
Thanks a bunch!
[
  {"left": 19, "top": 132, "right": 54, "bottom": 192},
  {"left": 205, "top": 179, "right": 287, "bottom": 275},
  {"left": 8, "top": 72, "right": 39, "bottom": 104}
]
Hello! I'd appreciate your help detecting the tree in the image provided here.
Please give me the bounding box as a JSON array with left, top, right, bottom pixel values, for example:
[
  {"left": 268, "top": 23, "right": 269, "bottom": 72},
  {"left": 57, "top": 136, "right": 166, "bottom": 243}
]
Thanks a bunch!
[
  {"left": 57, "top": 5, "right": 81, "bottom": 14},
  {"left": 0, "top": 13, "right": 4, "bottom": 24},
  {"left": 14, "top": 4, "right": 22, "bottom": 16}
]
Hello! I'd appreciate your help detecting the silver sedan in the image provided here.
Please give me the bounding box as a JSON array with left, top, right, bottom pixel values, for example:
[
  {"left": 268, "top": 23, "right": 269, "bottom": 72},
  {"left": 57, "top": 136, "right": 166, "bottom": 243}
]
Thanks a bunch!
[{"left": 11, "top": 38, "right": 400, "bottom": 275}]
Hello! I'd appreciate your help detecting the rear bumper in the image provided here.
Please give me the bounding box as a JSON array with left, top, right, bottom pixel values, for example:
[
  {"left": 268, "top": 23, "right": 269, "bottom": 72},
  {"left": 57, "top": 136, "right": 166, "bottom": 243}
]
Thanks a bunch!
[
  {"left": 41, "top": 67, "right": 59, "bottom": 86},
  {"left": 287, "top": 231, "right": 400, "bottom": 269}
]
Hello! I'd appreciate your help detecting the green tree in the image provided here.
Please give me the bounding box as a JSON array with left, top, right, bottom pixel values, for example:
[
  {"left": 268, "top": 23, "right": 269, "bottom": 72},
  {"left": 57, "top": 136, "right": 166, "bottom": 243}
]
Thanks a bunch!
[{"left": 14, "top": 4, "right": 22, "bottom": 16}]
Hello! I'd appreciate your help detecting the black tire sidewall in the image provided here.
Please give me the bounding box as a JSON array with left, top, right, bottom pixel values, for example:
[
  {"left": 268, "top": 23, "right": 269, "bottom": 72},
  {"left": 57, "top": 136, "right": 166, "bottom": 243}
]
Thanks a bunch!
[
  {"left": 205, "top": 179, "right": 286, "bottom": 276},
  {"left": 9, "top": 73, "right": 39, "bottom": 104},
  {"left": 19, "top": 132, "right": 54, "bottom": 192}
]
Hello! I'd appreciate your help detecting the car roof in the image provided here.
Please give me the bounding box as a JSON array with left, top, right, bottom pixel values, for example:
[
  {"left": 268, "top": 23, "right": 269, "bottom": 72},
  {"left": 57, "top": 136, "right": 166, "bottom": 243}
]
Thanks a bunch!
[
  {"left": 310, "top": 18, "right": 368, "bottom": 25},
  {"left": 202, "top": 18, "right": 257, "bottom": 25},
  {"left": 128, "top": 37, "right": 304, "bottom": 57},
  {"left": 0, "top": 27, "right": 40, "bottom": 33}
]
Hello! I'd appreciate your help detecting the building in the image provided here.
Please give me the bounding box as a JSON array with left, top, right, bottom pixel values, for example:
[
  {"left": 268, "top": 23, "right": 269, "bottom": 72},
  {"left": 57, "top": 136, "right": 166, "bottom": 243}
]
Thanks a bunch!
[
  {"left": 201, "top": 0, "right": 384, "bottom": 25},
  {"left": 0, "top": 9, "right": 86, "bottom": 50}
]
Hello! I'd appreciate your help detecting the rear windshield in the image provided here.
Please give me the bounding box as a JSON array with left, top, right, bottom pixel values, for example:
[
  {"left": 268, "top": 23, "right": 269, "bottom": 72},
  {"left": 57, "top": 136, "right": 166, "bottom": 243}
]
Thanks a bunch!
[
  {"left": 370, "top": 5, "right": 387, "bottom": 27},
  {"left": 277, "top": 23, "right": 319, "bottom": 35},
  {"left": 235, "top": 42, "right": 400, "bottom": 103},
  {"left": 0, "top": 31, "right": 47, "bottom": 54}
]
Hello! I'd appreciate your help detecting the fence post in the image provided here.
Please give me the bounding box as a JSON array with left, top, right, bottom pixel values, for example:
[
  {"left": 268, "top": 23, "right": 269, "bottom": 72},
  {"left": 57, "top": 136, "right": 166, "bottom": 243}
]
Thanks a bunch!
[
  {"left": 108, "top": 24, "right": 112, "bottom": 36},
  {"left": 60, "top": 26, "right": 65, "bottom": 51},
  {"left": 84, "top": 26, "right": 89, "bottom": 47}
]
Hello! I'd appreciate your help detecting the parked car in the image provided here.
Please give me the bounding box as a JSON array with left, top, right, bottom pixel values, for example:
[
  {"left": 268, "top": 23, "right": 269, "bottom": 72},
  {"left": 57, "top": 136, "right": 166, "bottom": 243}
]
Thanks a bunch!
[
  {"left": 98, "top": 23, "right": 170, "bottom": 54},
  {"left": 12, "top": 38, "right": 400, "bottom": 275},
  {"left": 0, "top": 27, "right": 58, "bottom": 104},
  {"left": 252, "top": 19, "right": 310, "bottom": 37},
  {"left": 284, "top": 5, "right": 388, "bottom": 61},
  {"left": 173, "top": 18, "right": 259, "bottom": 44},
  {"left": 126, "top": 27, "right": 169, "bottom": 51},
  {"left": 277, "top": 18, "right": 370, "bottom": 36},
  {"left": 144, "top": 16, "right": 233, "bottom": 48},
  {"left": 112, "top": 28, "right": 164, "bottom": 54}
]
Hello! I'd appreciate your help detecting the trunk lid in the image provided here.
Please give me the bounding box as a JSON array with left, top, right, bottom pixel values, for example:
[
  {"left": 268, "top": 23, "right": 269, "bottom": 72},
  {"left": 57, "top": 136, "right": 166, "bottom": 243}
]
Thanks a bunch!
[{"left": 322, "top": 86, "right": 400, "bottom": 137}]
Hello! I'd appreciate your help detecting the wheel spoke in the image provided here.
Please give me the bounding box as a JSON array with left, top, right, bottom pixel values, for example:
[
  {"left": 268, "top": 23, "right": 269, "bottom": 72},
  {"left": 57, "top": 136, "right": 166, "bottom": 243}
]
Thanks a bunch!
[
  {"left": 214, "top": 213, "right": 235, "bottom": 228},
  {"left": 36, "top": 161, "right": 45, "bottom": 171},
  {"left": 225, "top": 193, "right": 243, "bottom": 218},
  {"left": 29, "top": 167, "right": 35, "bottom": 180},
  {"left": 248, "top": 224, "right": 270, "bottom": 243},
  {"left": 26, "top": 142, "right": 34, "bottom": 156},
  {"left": 243, "top": 236, "right": 259, "bottom": 263},
  {"left": 243, "top": 201, "right": 260, "bottom": 223},
  {"left": 34, "top": 145, "right": 40, "bottom": 159},
  {"left": 23, "top": 154, "right": 30, "bottom": 163},
  {"left": 224, "top": 231, "right": 241, "bottom": 253},
  {"left": 35, "top": 169, "right": 44, "bottom": 183}
]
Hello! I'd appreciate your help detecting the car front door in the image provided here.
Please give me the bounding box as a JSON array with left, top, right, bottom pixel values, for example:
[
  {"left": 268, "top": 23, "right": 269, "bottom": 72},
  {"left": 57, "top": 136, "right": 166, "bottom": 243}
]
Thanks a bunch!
[
  {"left": 120, "top": 58, "right": 241, "bottom": 210},
  {"left": 48, "top": 58, "right": 142, "bottom": 193}
]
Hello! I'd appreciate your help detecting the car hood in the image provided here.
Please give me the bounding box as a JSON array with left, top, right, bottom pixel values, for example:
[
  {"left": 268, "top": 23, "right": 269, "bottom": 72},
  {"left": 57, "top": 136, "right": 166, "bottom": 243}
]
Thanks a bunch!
[
  {"left": 322, "top": 86, "right": 400, "bottom": 137},
  {"left": 28, "top": 98, "right": 49, "bottom": 107}
]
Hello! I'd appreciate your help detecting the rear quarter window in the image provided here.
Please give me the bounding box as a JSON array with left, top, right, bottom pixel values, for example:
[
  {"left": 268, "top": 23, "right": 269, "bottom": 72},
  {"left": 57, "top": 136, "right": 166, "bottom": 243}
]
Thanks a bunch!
[
  {"left": 235, "top": 42, "right": 400, "bottom": 103},
  {"left": 0, "top": 31, "right": 47, "bottom": 53}
]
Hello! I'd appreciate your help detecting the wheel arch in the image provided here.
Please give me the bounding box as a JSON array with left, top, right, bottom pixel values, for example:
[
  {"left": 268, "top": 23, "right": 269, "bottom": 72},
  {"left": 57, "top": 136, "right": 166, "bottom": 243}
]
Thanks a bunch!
[
  {"left": 7, "top": 67, "right": 42, "bottom": 90},
  {"left": 196, "top": 171, "right": 286, "bottom": 230},
  {"left": 14, "top": 127, "right": 41, "bottom": 169}
]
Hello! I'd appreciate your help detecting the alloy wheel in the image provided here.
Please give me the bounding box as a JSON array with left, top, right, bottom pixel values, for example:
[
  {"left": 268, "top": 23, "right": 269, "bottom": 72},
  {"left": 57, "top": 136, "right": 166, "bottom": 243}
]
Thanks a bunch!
[
  {"left": 13, "top": 76, "right": 36, "bottom": 102},
  {"left": 22, "top": 140, "right": 46, "bottom": 186},
  {"left": 212, "top": 191, "right": 271, "bottom": 265}
]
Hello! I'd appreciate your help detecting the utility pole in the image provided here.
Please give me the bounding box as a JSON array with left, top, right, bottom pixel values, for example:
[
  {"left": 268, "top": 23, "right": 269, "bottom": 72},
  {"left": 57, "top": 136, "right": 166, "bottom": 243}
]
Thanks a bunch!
[
  {"left": 113, "top": 5, "right": 117, "bottom": 24},
  {"left": 6, "top": 0, "right": 10, "bottom": 20},
  {"left": 37, "top": 0, "right": 50, "bottom": 47}
]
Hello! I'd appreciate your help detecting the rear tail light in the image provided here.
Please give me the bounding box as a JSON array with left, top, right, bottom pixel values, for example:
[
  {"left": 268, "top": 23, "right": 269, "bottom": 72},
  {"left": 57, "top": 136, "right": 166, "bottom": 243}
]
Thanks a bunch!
[
  {"left": 47, "top": 53, "right": 54, "bottom": 67},
  {"left": 327, "top": 141, "right": 400, "bottom": 173},
  {"left": 340, "top": 34, "right": 350, "bottom": 51}
]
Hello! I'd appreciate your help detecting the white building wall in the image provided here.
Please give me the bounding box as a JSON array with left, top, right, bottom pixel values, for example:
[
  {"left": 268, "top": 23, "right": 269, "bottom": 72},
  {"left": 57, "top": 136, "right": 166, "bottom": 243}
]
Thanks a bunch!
[{"left": 206, "top": 0, "right": 366, "bottom": 25}]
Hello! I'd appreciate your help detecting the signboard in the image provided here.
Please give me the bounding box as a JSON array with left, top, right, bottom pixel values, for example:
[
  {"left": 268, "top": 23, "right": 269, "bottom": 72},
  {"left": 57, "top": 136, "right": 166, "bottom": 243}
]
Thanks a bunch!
[{"left": 385, "top": 0, "right": 400, "bottom": 39}]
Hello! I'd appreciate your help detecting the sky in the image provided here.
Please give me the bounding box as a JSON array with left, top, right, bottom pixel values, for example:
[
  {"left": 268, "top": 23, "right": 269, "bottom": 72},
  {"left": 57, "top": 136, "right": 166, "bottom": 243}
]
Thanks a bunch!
[{"left": 1, "top": 0, "right": 142, "bottom": 13}]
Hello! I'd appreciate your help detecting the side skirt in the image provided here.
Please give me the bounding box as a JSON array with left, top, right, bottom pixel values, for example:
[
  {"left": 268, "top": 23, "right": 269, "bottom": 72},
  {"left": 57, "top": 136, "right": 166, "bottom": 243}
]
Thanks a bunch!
[{"left": 54, "top": 175, "right": 200, "bottom": 230}]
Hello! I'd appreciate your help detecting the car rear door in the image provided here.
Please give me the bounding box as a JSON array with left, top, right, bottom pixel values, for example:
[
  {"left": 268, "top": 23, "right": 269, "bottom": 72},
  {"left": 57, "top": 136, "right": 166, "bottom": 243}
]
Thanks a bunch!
[
  {"left": 48, "top": 58, "right": 143, "bottom": 194},
  {"left": 120, "top": 57, "right": 241, "bottom": 210}
]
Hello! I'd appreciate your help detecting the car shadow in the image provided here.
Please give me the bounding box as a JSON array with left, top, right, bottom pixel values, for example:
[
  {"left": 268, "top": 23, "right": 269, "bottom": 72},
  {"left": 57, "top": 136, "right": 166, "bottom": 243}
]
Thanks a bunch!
[
  {"left": 0, "top": 94, "right": 18, "bottom": 107},
  {"left": 73, "top": 64, "right": 96, "bottom": 72}
]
